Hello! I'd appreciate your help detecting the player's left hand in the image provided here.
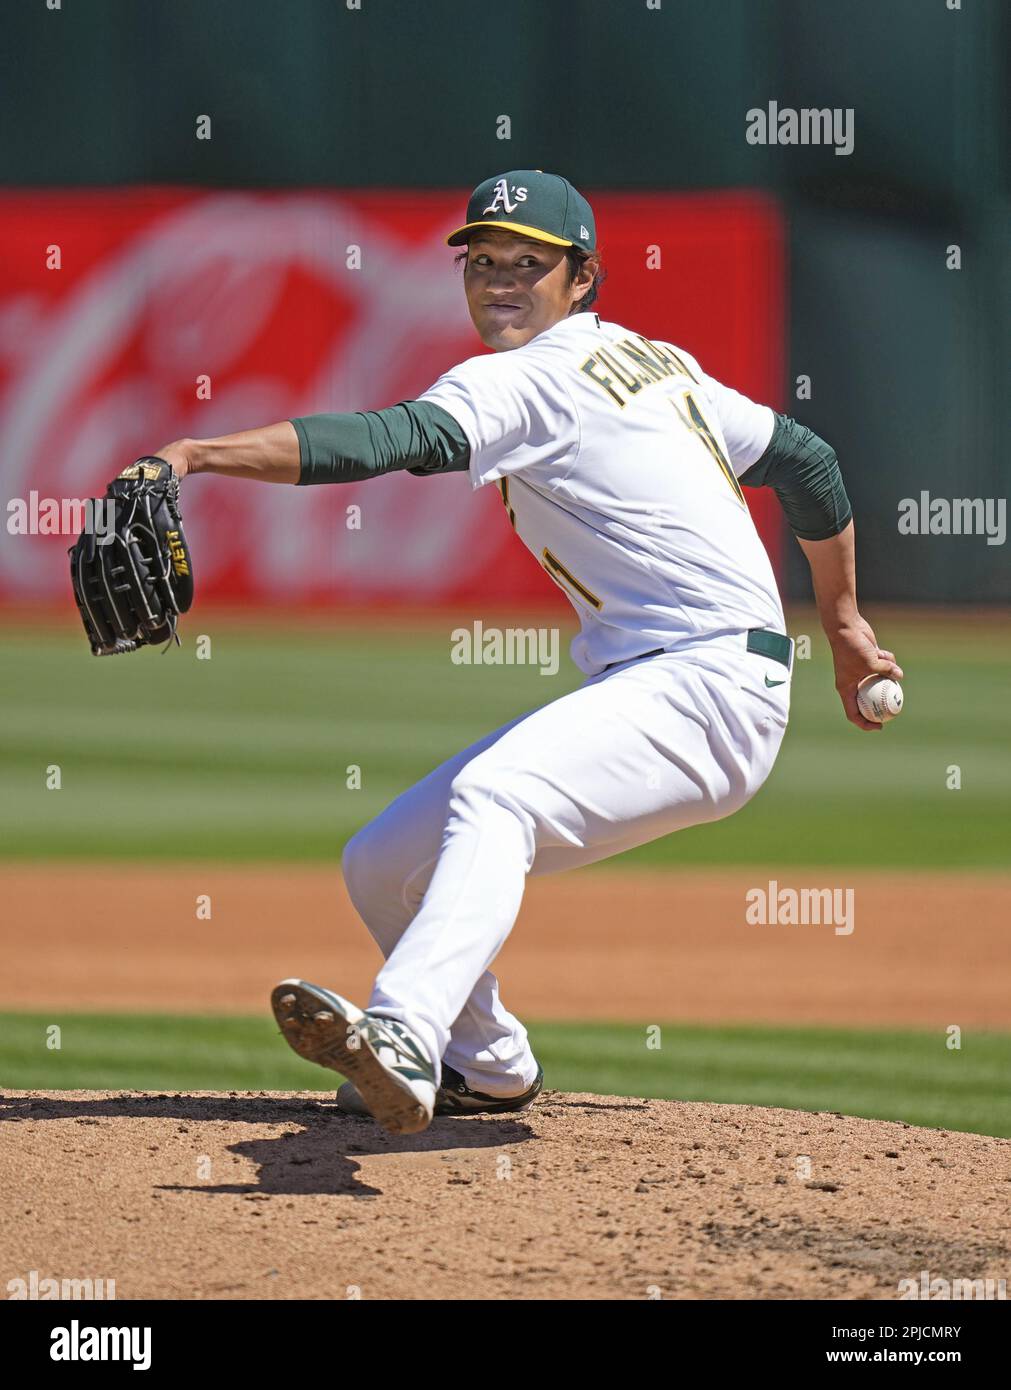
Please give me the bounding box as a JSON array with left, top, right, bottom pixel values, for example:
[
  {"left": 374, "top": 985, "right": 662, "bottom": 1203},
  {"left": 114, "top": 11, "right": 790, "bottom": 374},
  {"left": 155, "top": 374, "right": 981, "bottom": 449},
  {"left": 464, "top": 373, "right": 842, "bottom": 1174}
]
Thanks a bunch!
[
  {"left": 154, "top": 439, "right": 193, "bottom": 479},
  {"left": 828, "top": 615, "right": 903, "bottom": 731},
  {"left": 69, "top": 458, "right": 194, "bottom": 656}
]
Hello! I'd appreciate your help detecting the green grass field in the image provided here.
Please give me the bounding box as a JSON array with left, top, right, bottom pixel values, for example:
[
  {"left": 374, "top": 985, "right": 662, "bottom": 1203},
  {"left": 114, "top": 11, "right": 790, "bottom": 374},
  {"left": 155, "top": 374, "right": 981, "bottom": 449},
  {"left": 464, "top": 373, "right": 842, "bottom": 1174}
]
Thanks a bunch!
[
  {"left": 2, "top": 609, "right": 1008, "bottom": 867},
  {"left": 2, "top": 1012, "right": 1008, "bottom": 1137},
  {"left": 2, "top": 610, "right": 1007, "bottom": 1138}
]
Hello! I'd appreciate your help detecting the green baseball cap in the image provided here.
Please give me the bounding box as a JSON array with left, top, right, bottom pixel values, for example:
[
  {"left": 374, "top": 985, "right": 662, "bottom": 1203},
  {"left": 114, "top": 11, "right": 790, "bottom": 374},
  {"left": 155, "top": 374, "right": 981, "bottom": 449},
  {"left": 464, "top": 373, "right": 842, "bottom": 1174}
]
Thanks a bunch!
[{"left": 446, "top": 169, "right": 597, "bottom": 253}]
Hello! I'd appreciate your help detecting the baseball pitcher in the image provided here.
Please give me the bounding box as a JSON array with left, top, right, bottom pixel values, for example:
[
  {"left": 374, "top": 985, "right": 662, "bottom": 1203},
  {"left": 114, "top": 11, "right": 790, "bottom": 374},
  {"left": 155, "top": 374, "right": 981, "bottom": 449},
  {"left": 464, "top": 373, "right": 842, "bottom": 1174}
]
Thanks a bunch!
[{"left": 142, "top": 171, "right": 902, "bottom": 1133}]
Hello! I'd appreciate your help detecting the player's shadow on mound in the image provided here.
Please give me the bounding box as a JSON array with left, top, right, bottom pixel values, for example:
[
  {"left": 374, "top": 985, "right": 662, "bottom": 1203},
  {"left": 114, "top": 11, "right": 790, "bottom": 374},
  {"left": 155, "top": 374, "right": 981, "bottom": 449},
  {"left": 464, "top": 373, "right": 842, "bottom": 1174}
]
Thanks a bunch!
[
  {"left": 162, "top": 1116, "right": 534, "bottom": 1198},
  {"left": 0, "top": 1094, "right": 533, "bottom": 1198},
  {"left": 0, "top": 1094, "right": 335, "bottom": 1126}
]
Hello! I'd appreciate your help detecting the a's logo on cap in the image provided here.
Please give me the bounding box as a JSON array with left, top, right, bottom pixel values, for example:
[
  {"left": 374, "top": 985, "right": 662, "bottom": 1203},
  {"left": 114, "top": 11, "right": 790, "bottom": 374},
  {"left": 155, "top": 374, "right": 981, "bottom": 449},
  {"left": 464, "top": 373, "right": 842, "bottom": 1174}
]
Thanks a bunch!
[
  {"left": 579, "top": 224, "right": 590, "bottom": 241},
  {"left": 482, "top": 177, "right": 528, "bottom": 216}
]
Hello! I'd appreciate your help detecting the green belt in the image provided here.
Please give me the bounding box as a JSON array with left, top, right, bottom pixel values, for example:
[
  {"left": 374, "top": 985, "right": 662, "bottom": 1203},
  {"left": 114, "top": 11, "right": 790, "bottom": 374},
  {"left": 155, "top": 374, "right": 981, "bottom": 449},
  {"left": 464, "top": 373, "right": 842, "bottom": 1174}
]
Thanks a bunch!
[
  {"left": 604, "top": 628, "right": 793, "bottom": 673},
  {"left": 746, "top": 628, "right": 793, "bottom": 669}
]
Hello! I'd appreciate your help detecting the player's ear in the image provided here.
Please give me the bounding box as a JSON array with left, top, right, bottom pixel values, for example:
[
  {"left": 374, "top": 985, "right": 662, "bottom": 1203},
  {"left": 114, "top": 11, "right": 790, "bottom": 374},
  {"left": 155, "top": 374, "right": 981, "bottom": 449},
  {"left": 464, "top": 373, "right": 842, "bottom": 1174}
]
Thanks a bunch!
[{"left": 569, "top": 251, "right": 599, "bottom": 306}]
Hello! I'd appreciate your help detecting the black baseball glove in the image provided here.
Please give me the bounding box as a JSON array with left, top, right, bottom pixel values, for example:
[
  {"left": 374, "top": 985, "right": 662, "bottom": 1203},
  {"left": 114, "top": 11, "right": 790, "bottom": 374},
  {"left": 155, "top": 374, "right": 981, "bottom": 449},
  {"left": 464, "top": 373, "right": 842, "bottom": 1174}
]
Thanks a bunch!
[{"left": 69, "top": 457, "right": 194, "bottom": 656}]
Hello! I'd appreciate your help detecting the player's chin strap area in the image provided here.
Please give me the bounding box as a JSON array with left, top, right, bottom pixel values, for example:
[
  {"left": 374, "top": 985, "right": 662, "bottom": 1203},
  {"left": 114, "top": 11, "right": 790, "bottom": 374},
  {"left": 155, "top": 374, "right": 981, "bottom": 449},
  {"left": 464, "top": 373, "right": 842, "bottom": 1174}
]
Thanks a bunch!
[{"left": 603, "top": 628, "right": 794, "bottom": 673}]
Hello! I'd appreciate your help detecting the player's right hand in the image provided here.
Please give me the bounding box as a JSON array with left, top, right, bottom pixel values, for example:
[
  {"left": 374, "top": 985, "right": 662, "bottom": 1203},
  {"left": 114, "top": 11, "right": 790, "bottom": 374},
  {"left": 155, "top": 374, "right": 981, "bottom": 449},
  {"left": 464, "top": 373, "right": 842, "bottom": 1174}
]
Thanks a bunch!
[{"left": 828, "top": 616, "right": 903, "bottom": 731}]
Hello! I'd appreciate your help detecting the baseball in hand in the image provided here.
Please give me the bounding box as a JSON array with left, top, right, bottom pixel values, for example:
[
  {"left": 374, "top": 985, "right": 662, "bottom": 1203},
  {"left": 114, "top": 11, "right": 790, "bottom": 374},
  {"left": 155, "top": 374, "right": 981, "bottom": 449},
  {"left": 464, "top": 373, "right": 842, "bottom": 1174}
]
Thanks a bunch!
[{"left": 857, "top": 675, "right": 904, "bottom": 723}]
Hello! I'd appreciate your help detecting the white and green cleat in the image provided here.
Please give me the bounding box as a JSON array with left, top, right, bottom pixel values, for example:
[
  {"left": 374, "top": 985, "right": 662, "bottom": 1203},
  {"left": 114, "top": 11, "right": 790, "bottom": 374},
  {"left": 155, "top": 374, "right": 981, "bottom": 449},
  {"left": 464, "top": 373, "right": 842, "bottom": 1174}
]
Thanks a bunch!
[
  {"left": 271, "top": 979, "right": 437, "bottom": 1135},
  {"left": 336, "top": 1062, "right": 544, "bottom": 1120}
]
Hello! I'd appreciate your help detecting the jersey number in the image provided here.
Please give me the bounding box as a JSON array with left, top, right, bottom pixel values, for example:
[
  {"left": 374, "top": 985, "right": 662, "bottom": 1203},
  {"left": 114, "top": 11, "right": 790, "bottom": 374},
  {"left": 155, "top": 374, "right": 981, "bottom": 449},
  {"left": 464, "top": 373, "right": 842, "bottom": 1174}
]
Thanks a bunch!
[
  {"left": 498, "top": 478, "right": 603, "bottom": 611},
  {"left": 672, "top": 392, "right": 746, "bottom": 505},
  {"left": 541, "top": 547, "right": 603, "bottom": 611}
]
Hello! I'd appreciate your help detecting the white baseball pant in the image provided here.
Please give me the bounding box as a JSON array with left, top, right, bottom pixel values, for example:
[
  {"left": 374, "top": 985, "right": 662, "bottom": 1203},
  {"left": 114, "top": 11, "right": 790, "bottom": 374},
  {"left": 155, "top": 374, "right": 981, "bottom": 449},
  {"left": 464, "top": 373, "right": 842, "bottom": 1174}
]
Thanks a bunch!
[{"left": 341, "top": 631, "right": 790, "bottom": 1096}]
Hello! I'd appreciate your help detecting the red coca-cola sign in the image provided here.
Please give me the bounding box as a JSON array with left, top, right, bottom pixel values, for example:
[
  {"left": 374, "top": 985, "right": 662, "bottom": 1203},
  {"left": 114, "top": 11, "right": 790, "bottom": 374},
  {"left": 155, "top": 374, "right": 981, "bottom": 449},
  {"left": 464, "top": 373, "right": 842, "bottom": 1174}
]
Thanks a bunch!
[{"left": 0, "top": 188, "right": 784, "bottom": 604}]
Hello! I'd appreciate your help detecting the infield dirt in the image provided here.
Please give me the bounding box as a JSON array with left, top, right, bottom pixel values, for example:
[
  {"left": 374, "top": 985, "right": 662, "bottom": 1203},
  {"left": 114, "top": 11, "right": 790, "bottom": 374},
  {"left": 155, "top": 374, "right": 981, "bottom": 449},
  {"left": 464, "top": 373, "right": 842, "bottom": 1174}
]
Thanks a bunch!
[
  {"left": 2, "top": 1089, "right": 1008, "bottom": 1300},
  {"left": 2, "top": 864, "right": 1009, "bottom": 1027}
]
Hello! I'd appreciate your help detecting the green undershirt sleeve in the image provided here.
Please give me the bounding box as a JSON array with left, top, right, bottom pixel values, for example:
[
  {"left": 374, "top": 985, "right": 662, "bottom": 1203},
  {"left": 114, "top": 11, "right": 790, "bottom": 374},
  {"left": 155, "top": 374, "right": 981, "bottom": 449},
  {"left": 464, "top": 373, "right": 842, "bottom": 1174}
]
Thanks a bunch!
[
  {"left": 291, "top": 400, "right": 471, "bottom": 486},
  {"left": 738, "top": 412, "right": 853, "bottom": 541}
]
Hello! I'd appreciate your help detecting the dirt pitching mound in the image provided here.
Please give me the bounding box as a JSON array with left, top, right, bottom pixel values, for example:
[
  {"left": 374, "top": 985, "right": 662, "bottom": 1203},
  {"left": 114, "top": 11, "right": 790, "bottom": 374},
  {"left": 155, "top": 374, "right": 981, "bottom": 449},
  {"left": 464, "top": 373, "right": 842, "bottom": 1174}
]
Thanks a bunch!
[{"left": 2, "top": 1090, "right": 1008, "bottom": 1301}]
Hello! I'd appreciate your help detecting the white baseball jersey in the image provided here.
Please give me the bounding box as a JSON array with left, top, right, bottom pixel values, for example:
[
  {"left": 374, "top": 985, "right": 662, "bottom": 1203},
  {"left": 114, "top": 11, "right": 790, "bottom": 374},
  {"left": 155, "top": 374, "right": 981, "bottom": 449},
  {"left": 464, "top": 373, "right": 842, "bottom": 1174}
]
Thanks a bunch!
[{"left": 419, "top": 312, "right": 785, "bottom": 675}]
